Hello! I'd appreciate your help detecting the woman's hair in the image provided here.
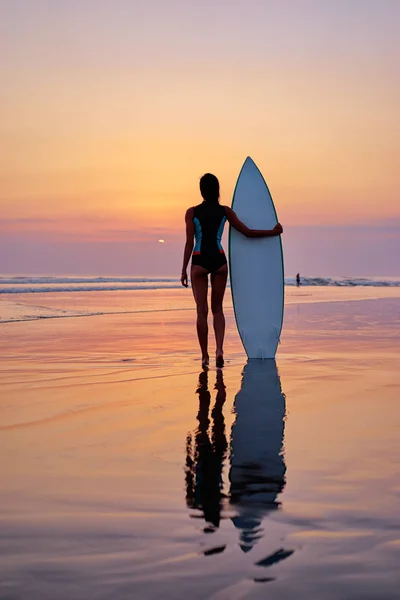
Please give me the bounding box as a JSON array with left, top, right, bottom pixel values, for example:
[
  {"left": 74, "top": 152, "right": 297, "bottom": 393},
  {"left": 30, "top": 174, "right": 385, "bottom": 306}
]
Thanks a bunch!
[{"left": 199, "top": 173, "right": 220, "bottom": 203}]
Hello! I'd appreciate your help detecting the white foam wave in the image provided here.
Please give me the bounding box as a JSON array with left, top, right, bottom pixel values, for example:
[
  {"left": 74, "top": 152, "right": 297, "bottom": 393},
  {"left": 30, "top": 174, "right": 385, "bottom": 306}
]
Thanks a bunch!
[
  {"left": 0, "top": 275, "right": 399, "bottom": 295},
  {"left": 0, "top": 276, "right": 176, "bottom": 284},
  {"left": 286, "top": 276, "right": 400, "bottom": 287},
  {"left": 0, "top": 284, "right": 182, "bottom": 294}
]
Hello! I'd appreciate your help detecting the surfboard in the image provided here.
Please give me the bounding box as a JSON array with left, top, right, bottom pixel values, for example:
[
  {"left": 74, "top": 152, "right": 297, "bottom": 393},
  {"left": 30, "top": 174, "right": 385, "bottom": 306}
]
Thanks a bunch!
[{"left": 229, "top": 157, "right": 284, "bottom": 359}]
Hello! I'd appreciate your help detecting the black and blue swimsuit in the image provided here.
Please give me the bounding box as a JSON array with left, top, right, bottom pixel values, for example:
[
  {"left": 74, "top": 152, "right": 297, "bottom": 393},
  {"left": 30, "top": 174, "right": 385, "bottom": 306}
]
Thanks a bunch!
[{"left": 191, "top": 202, "right": 227, "bottom": 274}]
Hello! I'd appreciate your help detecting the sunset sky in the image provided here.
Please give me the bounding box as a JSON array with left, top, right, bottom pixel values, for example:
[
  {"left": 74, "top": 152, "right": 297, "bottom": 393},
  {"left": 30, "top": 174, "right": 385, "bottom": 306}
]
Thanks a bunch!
[{"left": 1, "top": 0, "right": 399, "bottom": 275}]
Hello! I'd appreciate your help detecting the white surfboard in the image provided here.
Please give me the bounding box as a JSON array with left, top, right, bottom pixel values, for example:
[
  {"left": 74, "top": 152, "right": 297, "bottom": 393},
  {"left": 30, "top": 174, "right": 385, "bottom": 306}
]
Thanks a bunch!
[{"left": 229, "top": 157, "right": 284, "bottom": 359}]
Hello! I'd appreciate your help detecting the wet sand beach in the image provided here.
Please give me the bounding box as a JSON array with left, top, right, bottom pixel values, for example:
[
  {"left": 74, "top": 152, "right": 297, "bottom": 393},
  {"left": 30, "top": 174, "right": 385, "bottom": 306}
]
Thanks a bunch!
[{"left": 1, "top": 288, "right": 400, "bottom": 599}]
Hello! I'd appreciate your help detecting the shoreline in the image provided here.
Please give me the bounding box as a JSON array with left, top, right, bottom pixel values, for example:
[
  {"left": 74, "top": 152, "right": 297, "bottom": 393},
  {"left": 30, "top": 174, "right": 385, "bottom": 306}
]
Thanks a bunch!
[{"left": 1, "top": 286, "right": 400, "bottom": 325}]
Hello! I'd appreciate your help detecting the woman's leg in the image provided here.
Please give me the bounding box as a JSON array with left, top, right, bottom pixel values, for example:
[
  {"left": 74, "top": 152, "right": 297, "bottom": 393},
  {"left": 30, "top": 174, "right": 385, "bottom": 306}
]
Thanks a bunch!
[
  {"left": 210, "top": 264, "right": 228, "bottom": 366},
  {"left": 191, "top": 265, "right": 210, "bottom": 365}
]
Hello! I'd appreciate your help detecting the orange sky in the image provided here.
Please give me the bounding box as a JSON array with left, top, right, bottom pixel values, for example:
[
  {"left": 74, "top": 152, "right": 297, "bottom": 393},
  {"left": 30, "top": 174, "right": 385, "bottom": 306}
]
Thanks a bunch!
[{"left": 1, "top": 1, "right": 399, "bottom": 273}]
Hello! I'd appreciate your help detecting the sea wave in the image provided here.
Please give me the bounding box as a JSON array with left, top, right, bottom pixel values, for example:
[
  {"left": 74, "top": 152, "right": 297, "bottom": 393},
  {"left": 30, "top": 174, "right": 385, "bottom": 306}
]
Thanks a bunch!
[
  {"left": 0, "top": 284, "right": 182, "bottom": 294},
  {"left": 286, "top": 276, "right": 400, "bottom": 287},
  {"left": 0, "top": 275, "right": 399, "bottom": 294},
  {"left": 0, "top": 276, "right": 176, "bottom": 285}
]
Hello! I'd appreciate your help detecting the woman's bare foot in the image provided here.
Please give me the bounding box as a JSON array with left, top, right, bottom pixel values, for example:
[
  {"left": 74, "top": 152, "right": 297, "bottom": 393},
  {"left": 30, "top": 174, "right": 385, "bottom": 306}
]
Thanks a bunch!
[
  {"left": 216, "top": 353, "right": 224, "bottom": 368},
  {"left": 202, "top": 355, "right": 209, "bottom": 369}
]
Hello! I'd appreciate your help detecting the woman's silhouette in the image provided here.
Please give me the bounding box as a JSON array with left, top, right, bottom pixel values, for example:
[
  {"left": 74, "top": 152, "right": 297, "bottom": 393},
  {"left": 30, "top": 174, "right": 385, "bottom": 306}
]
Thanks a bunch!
[{"left": 181, "top": 173, "right": 282, "bottom": 368}]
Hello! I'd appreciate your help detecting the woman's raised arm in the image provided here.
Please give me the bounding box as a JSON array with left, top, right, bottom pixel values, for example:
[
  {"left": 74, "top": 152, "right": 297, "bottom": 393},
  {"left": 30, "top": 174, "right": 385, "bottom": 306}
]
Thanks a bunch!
[{"left": 224, "top": 206, "right": 283, "bottom": 238}]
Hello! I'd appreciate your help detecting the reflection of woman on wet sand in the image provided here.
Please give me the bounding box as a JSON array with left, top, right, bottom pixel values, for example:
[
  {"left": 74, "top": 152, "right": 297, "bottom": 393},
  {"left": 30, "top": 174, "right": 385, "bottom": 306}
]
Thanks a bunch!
[{"left": 185, "top": 369, "right": 227, "bottom": 532}]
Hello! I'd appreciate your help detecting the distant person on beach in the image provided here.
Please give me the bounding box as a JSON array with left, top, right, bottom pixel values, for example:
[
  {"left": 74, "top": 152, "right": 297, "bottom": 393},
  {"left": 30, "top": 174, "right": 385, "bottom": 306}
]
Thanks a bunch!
[
  {"left": 181, "top": 173, "right": 282, "bottom": 368},
  {"left": 296, "top": 273, "right": 301, "bottom": 287}
]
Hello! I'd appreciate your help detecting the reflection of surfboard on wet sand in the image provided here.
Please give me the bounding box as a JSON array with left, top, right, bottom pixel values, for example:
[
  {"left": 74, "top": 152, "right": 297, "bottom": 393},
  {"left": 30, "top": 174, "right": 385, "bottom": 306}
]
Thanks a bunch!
[
  {"left": 229, "top": 360, "right": 286, "bottom": 553},
  {"left": 229, "top": 157, "right": 284, "bottom": 359}
]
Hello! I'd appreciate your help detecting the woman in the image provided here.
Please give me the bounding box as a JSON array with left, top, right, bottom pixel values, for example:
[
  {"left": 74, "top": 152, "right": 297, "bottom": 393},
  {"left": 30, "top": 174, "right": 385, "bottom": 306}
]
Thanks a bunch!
[{"left": 181, "top": 173, "right": 282, "bottom": 368}]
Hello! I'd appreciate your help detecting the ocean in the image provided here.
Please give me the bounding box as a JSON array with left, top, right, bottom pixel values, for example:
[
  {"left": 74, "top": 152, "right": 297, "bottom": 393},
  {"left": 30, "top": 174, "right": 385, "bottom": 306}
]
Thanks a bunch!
[{"left": 1, "top": 275, "right": 399, "bottom": 324}]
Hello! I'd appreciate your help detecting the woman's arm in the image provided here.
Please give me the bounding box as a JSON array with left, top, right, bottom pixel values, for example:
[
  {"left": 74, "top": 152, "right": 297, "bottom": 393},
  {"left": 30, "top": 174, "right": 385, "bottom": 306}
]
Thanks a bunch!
[
  {"left": 181, "top": 208, "right": 194, "bottom": 287},
  {"left": 225, "top": 206, "right": 283, "bottom": 238}
]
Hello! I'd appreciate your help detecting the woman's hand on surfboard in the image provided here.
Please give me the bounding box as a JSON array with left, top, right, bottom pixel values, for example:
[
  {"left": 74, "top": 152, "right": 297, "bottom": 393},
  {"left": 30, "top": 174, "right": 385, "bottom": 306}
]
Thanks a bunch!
[
  {"left": 181, "top": 271, "right": 188, "bottom": 287},
  {"left": 225, "top": 207, "right": 282, "bottom": 238}
]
